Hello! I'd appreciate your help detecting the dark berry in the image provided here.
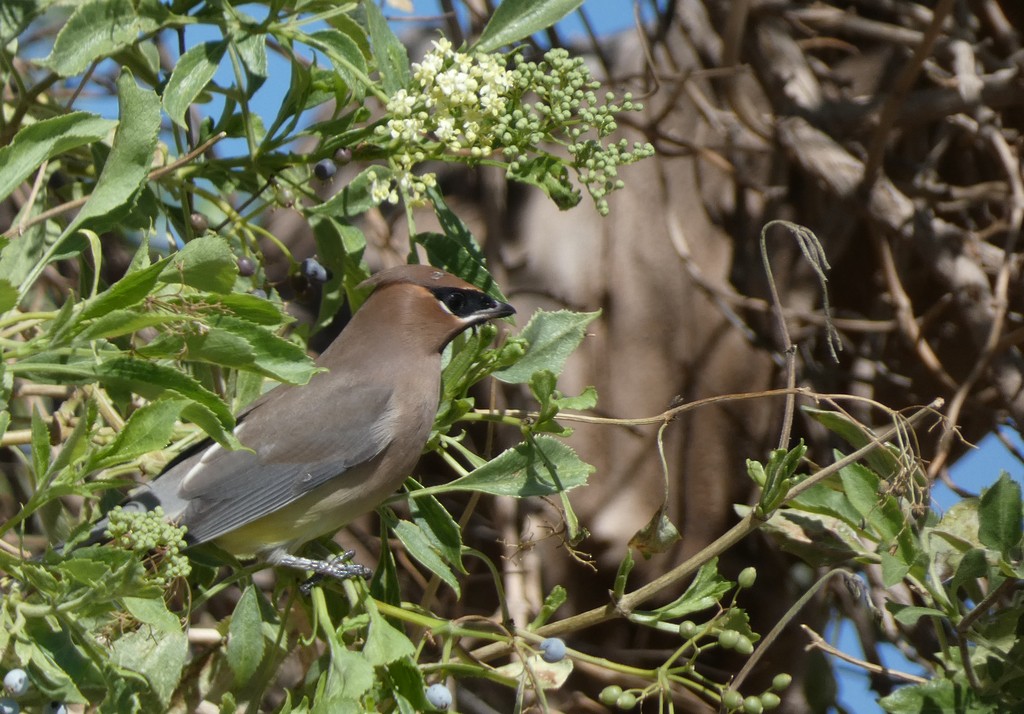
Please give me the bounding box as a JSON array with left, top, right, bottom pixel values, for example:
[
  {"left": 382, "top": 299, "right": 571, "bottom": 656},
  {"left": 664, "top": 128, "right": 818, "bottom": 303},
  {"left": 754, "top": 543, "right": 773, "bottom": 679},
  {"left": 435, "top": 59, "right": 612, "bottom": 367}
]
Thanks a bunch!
[
  {"left": 189, "top": 212, "right": 209, "bottom": 233},
  {"left": 301, "top": 257, "right": 329, "bottom": 284},
  {"left": 237, "top": 257, "right": 256, "bottom": 277},
  {"left": 313, "top": 159, "right": 337, "bottom": 180}
]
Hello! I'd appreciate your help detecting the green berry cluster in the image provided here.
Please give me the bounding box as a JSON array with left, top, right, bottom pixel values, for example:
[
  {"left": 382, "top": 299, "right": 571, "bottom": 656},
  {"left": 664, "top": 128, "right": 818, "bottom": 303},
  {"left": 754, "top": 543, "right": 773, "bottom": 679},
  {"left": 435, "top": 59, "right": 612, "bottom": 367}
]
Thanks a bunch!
[
  {"left": 720, "top": 673, "right": 790, "bottom": 713},
  {"left": 507, "top": 49, "right": 654, "bottom": 215},
  {"left": 373, "top": 41, "right": 653, "bottom": 214},
  {"left": 104, "top": 506, "right": 191, "bottom": 584}
]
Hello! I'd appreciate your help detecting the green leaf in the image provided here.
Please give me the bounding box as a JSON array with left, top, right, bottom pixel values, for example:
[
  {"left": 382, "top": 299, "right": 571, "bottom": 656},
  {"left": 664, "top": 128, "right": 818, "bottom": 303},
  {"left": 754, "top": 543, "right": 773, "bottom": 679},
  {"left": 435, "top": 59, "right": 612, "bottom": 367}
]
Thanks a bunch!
[
  {"left": 15, "top": 357, "right": 235, "bottom": 436},
  {"left": 78, "top": 260, "right": 166, "bottom": 321},
  {"left": 978, "top": 472, "right": 1023, "bottom": 556},
  {"left": 304, "top": 29, "right": 368, "bottom": 99},
  {"left": 41, "top": 0, "right": 157, "bottom": 77},
  {"left": 421, "top": 186, "right": 505, "bottom": 298},
  {"left": 408, "top": 481, "right": 465, "bottom": 573},
  {"left": 886, "top": 603, "right": 946, "bottom": 627},
  {"left": 0, "top": 112, "right": 115, "bottom": 204},
  {"left": 474, "top": 0, "right": 585, "bottom": 53},
  {"left": 506, "top": 155, "right": 580, "bottom": 210},
  {"left": 234, "top": 30, "right": 267, "bottom": 79},
  {"left": 390, "top": 517, "right": 460, "bottom": 596},
  {"left": 30, "top": 406, "right": 51, "bottom": 483},
  {"left": 323, "top": 648, "right": 374, "bottom": 703},
  {"left": 0, "top": 0, "right": 35, "bottom": 47},
  {"left": 838, "top": 460, "right": 882, "bottom": 521},
  {"left": 363, "top": 0, "right": 410, "bottom": 95},
  {"left": 880, "top": 550, "right": 911, "bottom": 587},
  {"left": 749, "top": 506, "right": 861, "bottom": 567},
  {"left": 75, "top": 309, "right": 189, "bottom": 341},
  {"left": 159, "top": 235, "right": 239, "bottom": 293},
  {"left": 0, "top": 279, "right": 17, "bottom": 312},
  {"left": 163, "top": 41, "right": 228, "bottom": 128},
  {"left": 429, "top": 435, "right": 593, "bottom": 498},
  {"left": 802, "top": 407, "right": 909, "bottom": 480},
  {"left": 363, "top": 608, "right": 415, "bottom": 668},
  {"left": 90, "top": 399, "right": 187, "bottom": 470},
  {"left": 879, "top": 679, "right": 978, "bottom": 714},
  {"left": 109, "top": 622, "right": 188, "bottom": 709},
  {"left": 633, "top": 558, "right": 730, "bottom": 621},
  {"left": 310, "top": 215, "right": 370, "bottom": 333},
  {"left": 495, "top": 310, "right": 599, "bottom": 383},
  {"left": 61, "top": 69, "right": 160, "bottom": 240},
  {"left": 122, "top": 596, "right": 181, "bottom": 633},
  {"left": 227, "top": 585, "right": 265, "bottom": 685}
]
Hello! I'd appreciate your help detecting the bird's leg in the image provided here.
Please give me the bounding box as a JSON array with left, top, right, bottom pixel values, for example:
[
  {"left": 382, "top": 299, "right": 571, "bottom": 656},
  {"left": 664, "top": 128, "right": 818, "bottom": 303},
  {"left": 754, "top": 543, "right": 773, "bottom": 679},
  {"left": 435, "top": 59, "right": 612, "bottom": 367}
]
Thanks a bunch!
[{"left": 272, "top": 551, "right": 373, "bottom": 593}]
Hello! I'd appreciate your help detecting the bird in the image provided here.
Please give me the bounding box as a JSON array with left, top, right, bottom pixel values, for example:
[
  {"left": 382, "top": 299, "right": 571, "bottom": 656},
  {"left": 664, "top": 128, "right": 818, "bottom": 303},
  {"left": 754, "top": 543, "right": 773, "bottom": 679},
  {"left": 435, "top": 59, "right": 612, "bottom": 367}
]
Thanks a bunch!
[{"left": 90, "top": 264, "right": 515, "bottom": 580}]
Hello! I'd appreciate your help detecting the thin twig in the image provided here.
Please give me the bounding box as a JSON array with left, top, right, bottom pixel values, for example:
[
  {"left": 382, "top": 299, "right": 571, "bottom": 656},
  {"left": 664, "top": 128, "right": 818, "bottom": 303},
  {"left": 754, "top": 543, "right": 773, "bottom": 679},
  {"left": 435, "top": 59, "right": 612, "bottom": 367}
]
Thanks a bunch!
[{"left": 801, "top": 624, "right": 928, "bottom": 684}]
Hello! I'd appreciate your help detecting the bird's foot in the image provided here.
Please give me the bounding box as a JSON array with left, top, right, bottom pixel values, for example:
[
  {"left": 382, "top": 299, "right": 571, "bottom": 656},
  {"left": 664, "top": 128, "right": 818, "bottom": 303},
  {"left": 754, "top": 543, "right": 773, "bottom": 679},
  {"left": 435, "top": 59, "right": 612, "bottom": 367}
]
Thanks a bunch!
[{"left": 274, "top": 551, "right": 372, "bottom": 594}]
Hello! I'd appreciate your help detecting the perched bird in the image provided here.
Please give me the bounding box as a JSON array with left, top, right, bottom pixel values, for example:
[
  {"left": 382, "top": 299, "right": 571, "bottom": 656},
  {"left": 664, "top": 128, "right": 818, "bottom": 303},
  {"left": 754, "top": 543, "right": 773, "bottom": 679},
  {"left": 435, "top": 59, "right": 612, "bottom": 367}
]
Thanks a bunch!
[{"left": 96, "top": 264, "right": 515, "bottom": 579}]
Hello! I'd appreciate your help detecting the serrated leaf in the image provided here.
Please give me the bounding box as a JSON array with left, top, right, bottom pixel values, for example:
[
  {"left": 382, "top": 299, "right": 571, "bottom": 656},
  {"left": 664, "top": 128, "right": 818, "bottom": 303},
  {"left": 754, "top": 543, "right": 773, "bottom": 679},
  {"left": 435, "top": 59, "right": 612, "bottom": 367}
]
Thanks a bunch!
[
  {"left": 474, "top": 0, "right": 585, "bottom": 53},
  {"left": 122, "top": 596, "right": 180, "bottom": 633},
  {"left": 227, "top": 585, "right": 265, "bottom": 685},
  {"left": 364, "top": 0, "right": 410, "bottom": 94},
  {"left": 78, "top": 260, "right": 166, "bottom": 321},
  {"left": 408, "top": 482, "right": 465, "bottom": 573},
  {"left": 390, "top": 518, "right": 460, "bottom": 596},
  {"left": 304, "top": 29, "right": 367, "bottom": 99},
  {"left": 363, "top": 609, "right": 415, "bottom": 667},
  {"left": 429, "top": 435, "right": 592, "bottom": 498},
  {"left": 60, "top": 69, "right": 160, "bottom": 241},
  {"left": 978, "top": 472, "right": 1023, "bottom": 556},
  {"left": 159, "top": 235, "right": 239, "bottom": 293},
  {"left": 324, "top": 648, "right": 374, "bottom": 702},
  {"left": 16, "top": 357, "right": 235, "bottom": 436},
  {"left": 41, "top": 0, "right": 157, "bottom": 77},
  {"left": 235, "top": 30, "right": 267, "bottom": 79},
  {"left": 75, "top": 309, "right": 189, "bottom": 341},
  {"left": 90, "top": 398, "right": 187, "bottom": 470},
  {"left": 0, "top": 112, "right": 115, "bottom": 204},
  {"left": 110, "top": 622, "right": 187, "bottom": 709},
  {"left": 163, "top": 41, "right": 227, "bottom": 128},
  {"left": 495, "top": 310, "right": 599, "bottom": 383}
]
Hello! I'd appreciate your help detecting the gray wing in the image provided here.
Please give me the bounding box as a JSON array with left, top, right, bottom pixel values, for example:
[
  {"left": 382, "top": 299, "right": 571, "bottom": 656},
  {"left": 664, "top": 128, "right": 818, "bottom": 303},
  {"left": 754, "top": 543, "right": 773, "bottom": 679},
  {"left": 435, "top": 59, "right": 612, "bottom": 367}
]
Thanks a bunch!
[{"left": 145, "top": 378, "right": 395, "bottom": 544}]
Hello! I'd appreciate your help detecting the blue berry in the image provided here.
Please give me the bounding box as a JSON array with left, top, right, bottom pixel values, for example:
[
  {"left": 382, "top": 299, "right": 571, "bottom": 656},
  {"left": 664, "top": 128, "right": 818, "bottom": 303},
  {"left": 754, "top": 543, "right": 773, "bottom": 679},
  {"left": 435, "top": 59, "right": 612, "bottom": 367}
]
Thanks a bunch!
[
  {"left": 539, "top": 637, "right": 566, "bottom": 663},
  {"left": 0, "top": 698, "right": 18, "bottom": 714},
  {"left": 301, "top": 257, "right": 329, "bottom": 284},
  {"left": 43, "top": 704, "right": 67, "bottom": 714},
  {"left": 313, "top": 159, "right": 337, "bottom": 180},
  {"left": 425, "top": 683, "right": 452, "bottom": 710},
  {"left": 237, "top": 257, "right": 256, "bottom": 277},
  {"left": 2, "top": 670, "right": 26, "bottom": 697}
]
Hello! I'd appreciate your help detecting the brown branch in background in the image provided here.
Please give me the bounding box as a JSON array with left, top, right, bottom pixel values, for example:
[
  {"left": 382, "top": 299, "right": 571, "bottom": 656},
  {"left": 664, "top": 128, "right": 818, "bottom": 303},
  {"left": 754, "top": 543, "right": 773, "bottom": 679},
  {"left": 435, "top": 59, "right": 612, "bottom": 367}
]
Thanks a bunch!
[{"left": 861, "top": 0, "right": 956, "bottom": 187}]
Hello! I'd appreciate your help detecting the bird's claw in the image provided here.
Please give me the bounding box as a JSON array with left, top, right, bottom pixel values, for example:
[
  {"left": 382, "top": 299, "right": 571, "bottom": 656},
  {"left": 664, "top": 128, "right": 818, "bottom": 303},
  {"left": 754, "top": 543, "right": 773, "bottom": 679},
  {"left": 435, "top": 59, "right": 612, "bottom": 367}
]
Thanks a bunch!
[{"left": 289, "top": 550, "right": 372, "bottom": 594}]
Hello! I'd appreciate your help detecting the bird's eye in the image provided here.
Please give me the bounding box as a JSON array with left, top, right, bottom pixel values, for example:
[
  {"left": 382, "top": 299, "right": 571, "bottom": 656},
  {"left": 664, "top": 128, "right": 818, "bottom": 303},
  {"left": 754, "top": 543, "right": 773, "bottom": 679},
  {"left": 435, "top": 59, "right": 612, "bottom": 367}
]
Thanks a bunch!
[{"left": 443, "top": 292, "right": 466, "bottom": 313}]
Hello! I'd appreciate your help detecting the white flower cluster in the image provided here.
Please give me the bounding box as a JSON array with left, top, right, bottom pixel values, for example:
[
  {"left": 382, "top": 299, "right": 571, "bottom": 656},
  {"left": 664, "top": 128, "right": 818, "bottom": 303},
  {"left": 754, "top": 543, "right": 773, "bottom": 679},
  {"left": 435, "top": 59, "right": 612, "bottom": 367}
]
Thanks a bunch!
[
  {"left": 386, "top": 37, "right": 513, "bottom": 156},
  {"left": 376, "top": 38, "right": 514, "bottom": 204}
]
